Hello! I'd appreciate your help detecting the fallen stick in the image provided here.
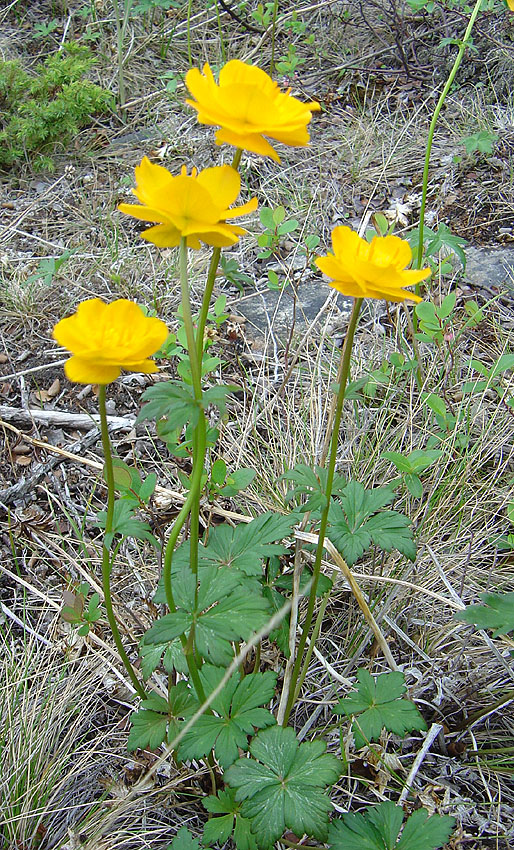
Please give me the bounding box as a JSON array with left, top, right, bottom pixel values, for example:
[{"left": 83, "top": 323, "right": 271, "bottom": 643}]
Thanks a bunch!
[{"left": 0, "top": 405, "right": 135, "bottom": 431}]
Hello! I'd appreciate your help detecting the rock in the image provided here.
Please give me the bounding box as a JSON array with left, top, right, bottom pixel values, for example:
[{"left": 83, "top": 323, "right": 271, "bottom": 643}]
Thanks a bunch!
[
  {"left": 465, "top": 246, "right": 514, "bottom": 291},
  {"left": 235, "top": 278, "right": 351, "bottom": 342}
]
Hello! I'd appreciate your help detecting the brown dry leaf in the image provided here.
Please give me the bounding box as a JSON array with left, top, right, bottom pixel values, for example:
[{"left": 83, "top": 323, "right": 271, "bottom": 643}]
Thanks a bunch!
[
  {"left": 47, "top": 377, "right": 60, "bottom": 398},
  {"left": 12, "top": 442, "right": 31, "bottom": 454},
  {"left": 15, "top": 455, "right": 32, "bottom": 466},
  {"left": 34, "top": 389, "right": 51, "bottom": 403},
  {"left": 0, "top": 353, "right": 8, "bottom": 364}
]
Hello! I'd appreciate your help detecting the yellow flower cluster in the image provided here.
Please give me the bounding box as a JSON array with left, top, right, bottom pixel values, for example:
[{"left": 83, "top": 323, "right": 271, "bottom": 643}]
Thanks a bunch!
[{"left": 55, "top": 59, "right": 430, "bottom": 384}]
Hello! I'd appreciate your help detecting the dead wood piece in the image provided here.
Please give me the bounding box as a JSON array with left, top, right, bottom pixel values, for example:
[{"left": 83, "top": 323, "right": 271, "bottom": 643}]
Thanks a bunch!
[{"left": 0, "top": 405, "right": 135, "bottom": 431}]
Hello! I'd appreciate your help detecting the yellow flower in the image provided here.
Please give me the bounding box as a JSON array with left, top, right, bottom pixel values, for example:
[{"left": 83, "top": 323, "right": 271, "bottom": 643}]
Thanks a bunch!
[
  {"left": 185, "top": 60, "right": 320, "bottom": 162},
  {"left": 53, "top": 299, "right": 168, "bottom": 384},
  {"left": 315, "top": 226, "right": 430, "bottom": 302},
  {"left": 118, "top": 157, "right": 257, "bottom": 249},
  {"left": 507, "top": 0, "right": 514, "bottom": 9}
]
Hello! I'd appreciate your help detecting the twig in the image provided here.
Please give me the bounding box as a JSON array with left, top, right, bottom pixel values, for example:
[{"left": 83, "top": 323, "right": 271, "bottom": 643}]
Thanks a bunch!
[
  {"left": 0, "top": 405, "right": 135, "bottom": 431},
  {"left": 0, "top": 424, "right": 101, "bottom": 505},
  {"left": 398, "top": 722, "right": 443, "bottom": 804},
  {"left": 0, "top": 359, "right": 67, "bottom": 381}
]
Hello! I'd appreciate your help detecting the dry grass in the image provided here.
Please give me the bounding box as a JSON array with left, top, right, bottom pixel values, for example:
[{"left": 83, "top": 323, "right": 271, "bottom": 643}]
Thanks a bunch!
[{"left": 1, "top": 0, "right": 514, "bottom": 847}]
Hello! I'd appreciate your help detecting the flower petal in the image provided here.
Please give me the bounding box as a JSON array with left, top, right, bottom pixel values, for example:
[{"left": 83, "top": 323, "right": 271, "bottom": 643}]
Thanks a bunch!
[
  {"left": 55, "top": 299, "right": 168, "bottom": 385},
  {"left": 215, "top": 128, "right": 280, "bottom": 161},
  {"left": 65, "top": 356, "right": 121, "bottom": 385},
  {"left": 222, "top": 196, "right": 258, "bottom": 219},
  {"left": 196, "top": 165, "right": 240, "bottom": 210},
  {"left": 132, "top": 156, "right": 174, "bottom": 207},
  {"left": 219, "top": 59, "right": 278, "bottom": 95},
  {"left": 186, "top": 60, "right": 319, "bottom": 160},
  {"left": 118, "top": 203, "right": 171, "bottom": 224},
  {"left": 122, "top": 359, "right": 160, "bottom": 373},
  {"left": 53, "top": 299, "right": 107, "bottom": 354},
  {"left": 119, "top": 159, "right": 256, "bottom": 250},
  {"left": 369, "top": 234, "right": 413, "bottom": 269},
  {"left": 140, "top": 224, "right": 182, "bottom": 247}
]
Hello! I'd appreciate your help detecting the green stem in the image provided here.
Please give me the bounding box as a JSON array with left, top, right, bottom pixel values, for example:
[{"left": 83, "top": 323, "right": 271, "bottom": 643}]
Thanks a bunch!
[
  {"left": 160, "top": 239, "right": 208, "bottom": 705},
  {"left": 179, "top": 238, "right": 204, "bottom": 586},
  {"left": 195, "top": 148, "right": 243, "bottom": 366},
  {"left": 415, "top": 0, "right": 482, "bottom": 278},
  {"left": 99, "top": 385, "right": 146, "bottom": 700},
  {"left": 292, "top": 583, "right": 332, "bottom": 705},
  {"left": 282, "top": 298, "right": 363, "bottom": 725},
  {"left": 214, "top": 0, "right": 226, "bottom": 61}
]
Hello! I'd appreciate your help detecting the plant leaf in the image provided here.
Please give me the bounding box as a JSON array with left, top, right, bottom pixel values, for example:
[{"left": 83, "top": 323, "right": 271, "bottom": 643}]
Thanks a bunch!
[
  {"left": 179, "top": 667, "right": 277, "bottom": 768},
  {"left": 454, "top": 591, "right": 514, "bottom": 636},
  {"left": 334, "top": 669, "right": 427, "bottom": 749},
  {"left": 329, "top": 801, "right": 455, "bottom": 850},
  {"left": 201, "top": 512, "right": 297, "bottom": 577},
  {"left": 96, "top": 500, "right": 160, "bottom": 550},
  {"left": 328, "top": 482, "right": 414, "bottom": 566},
  {"left": 146, "top": 563, "right": 270, "bottom": 666},
  {"left": 226, "top": 725, "right": 341, "bottom": 849},
  {"left": 167, "top": 826, "right": 202, "bottom": 850},
  {"left": 137, "top": 380, "right": 199, "bottom": 428},
  {"left": 127, "top": 683, "right": 198, "bottom": 751},
  {"left": 203, "top": 786, "right": 258, "bottom": 849}
]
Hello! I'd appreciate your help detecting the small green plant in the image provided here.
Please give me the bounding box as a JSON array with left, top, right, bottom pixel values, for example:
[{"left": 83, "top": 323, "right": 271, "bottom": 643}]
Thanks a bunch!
[
  {"left": 34, "top": 19, "right": 60, "bottom": 38},
  {"left": 24, "top": 249, "right": 76, "bottom": 288},
  {"left": 283, "top": 11, "right": 308, "bottom": 34},
  {"left": 161, "top": 70, "right": 179, "bottom": 94},
  {"left": 133, "top": 0, "right": 179, "bottom": 12},
  {"left": 257, "top": 206, "right": 299, "bottom": 259},
  {"left": 275, "top": 45, "right": 305, "bottom": 75},
  {"left": 0, "top": 43, "right": 113, "bottom": 171},
  {"left": 382, "top": 449, "right": 443, "bottom": 498},
  {"left": 61, "top": 582, "right": 102, "bottom": 636},
  {"left": 409, "top": 223, "right": 467, "bottom": 274},
  {"left": 415, "top": 292, "right": 457, "bottom": 345},
  {"left": 251, "top": 1, "right": 274, "bottom": 27},
  {"left": 334, "top": 669, "right": 427, "bottom": 749},
  {"left": 462, "top": 129, "right": 498, "bottom": 156},
  {"left": 461, "top": 353, "right": 514, "bottom": 408},
  {"left": 208, "top": 458, "right": 256, "bottom": 499},
  {"left": 220, "top": 255, "right": 253, "bottom": 292}
]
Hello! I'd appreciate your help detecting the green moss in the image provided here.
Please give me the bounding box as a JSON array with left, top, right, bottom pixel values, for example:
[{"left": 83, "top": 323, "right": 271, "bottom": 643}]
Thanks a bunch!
[{"left": 0, "top": 42, "right": 114, "bottom": 171}]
